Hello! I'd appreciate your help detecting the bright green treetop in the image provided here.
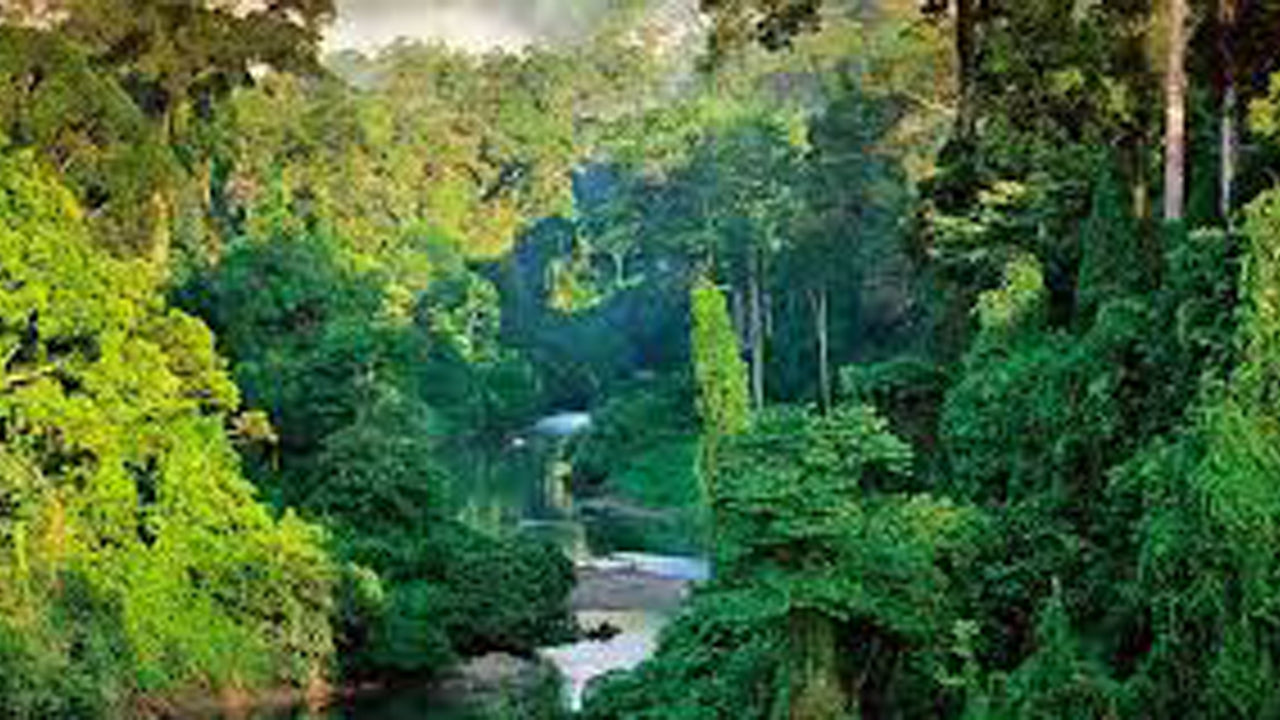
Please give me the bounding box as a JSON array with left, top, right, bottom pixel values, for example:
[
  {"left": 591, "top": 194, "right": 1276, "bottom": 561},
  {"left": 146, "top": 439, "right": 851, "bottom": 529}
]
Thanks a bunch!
[
  {"left": 691, "top": 274, "right": 751, "bottom": 439},
  {"left": 0, "top": 148, "right": 335, "bottom": 709}
]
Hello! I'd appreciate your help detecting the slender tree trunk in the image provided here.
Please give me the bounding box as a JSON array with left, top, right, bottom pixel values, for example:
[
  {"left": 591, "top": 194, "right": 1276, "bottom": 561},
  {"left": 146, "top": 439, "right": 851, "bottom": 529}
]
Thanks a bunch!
[
  {"left": 1219, "top": 0, "right": 1238, "bottom": 223},
  {"left": 1163, "top": 0, "right": 1188, "bottom": 223},
  {"left": 764, "top": 291, "right": 774, "bottom": 340},
  {"left": 1221, "top": 84, "right": 1237, "bottom": 222},
  {"left": 1133, "top": 136, "right": 1150, "bottom": 222},
  {"left": 611, "top": 250, "right": 627, "bottom": 289},
  {"left": 149, "top": 190, "right": 171, "bottom": 269},
  {"left": 731, "top": 286, "right": 747, "bottom": 352},
  {"left": 748, "top": 248, "right": 765, "bottom": 412},
  {"left": 810, "top": 286, "right": 831, "bottom": 414},
  {"left": 955, "top": 0, "right": 976, "bottom": 139}
]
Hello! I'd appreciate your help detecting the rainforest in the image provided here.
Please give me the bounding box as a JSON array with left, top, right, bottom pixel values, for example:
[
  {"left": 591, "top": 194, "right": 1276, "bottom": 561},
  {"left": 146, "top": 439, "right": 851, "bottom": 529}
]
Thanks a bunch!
[{"left": 2, "top": 0, "right": 1280, "bottom": 718}]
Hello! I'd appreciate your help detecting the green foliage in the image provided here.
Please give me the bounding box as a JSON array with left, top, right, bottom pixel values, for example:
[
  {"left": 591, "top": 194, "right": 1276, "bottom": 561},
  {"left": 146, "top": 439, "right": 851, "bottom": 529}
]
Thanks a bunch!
[
  {"left": 58, "top": 0, "right": 333, "bottom": 139},
  {"left": 941, "top": 328, "right": 1121, "bottom": 503},
  {"left": 0, "top": 147, "right": 336, "bottom": 710},
  {"left": 937, "top": 223, "right": 1229, "bottom": 508},
  {"left": 315, "top": 475, "right": 573, "bottom": 680},
  {"left": 0, "top": 27, "right": 174, "bottom": 257},
  {"left": 1248, "top": 71, "right": 1280, "bottom": 141},
  {"left": 424, "top": 525, "right": 576, "bottom": 657},
  {"left": 308, "top": 399, "right": 451, "bottom": 532},
  {"left": 581, "top": 590, "right": 787, "bottom": 720},
  {"left": 650, "top": 113, "right": 804, "bottom": 289},
  {"left": 573, "top": 376, "right": 699, "bottom": 497},
  {"left": 714, "top": 407, "right": 968, "bottom": 628},
  {"left": 225, "top": 41, "right": 587, "bottom": 265},
  {"left": 417, "top": 267, "right": 545, "bottom": 434},
  {"left": 840, "top": 357, "right": 949, "bottom": 459},
  {"left": 570, "top": 378, "right": 704, "bottom": 552},
  {"left": 974, "top": 252, "right": 1047, "bottom": 339},
  {"left": 1101, "top": 188, "right": 1280, "bottom": 717},
  {"left": 979, "top": 585, "right": 1123, "bottom": 719},
  {"left": 1077, "top": 160, "right": 1144, "bottom": 317},
  {"left": 799, "top": 80, "right": 910, "bottom": 285},
  {"left": 1238, "top": 188, "right": 1280, "bottom": 402},
  {"left": 609, "top": 438, "right": 703, "bottom": 511},
  {"left": 0, "top": 576, "right": 130, "bottom": 719},
  {"left": 179, "top": 185, "right": 572, "bottom": 685},
  {"left": 604, "top": 403, "right": 986, "bottom": 717},
  {"left": 690, "top": 276, "right": 751, "bottom": 439},
  {"left": 927, "top": 208, "right": 1247, "bottom": 717},
  {"left": 179, "top": 231, "right": 397, "bottom": 462},
  {"left": 701, "top": 0, "right": 823, "bottom": 57},
  {"left": 334, "top": 522, "right": 574, "bottom": 669},
  {"left": 361, "top": 580, "right": 456, "bottom": 676},
  {"left": 6, "top": 1, "right": 1280, "bottom": 716}
]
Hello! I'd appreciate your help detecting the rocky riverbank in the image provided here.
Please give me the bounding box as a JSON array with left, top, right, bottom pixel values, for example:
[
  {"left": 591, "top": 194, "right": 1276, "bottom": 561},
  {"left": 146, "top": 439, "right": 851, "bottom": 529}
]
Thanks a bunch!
[{"left": 570, "top": 564, "right": 693, "bottom": 612}]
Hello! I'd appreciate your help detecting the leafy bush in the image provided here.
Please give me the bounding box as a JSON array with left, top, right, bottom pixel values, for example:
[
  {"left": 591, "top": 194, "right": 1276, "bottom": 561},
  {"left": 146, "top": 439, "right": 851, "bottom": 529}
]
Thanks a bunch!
[
  {"left": 334, "top": 521, "right": 574, "bottom": 677},
  {"left": 581, "top": 591, "right": 786, "bottom": 720}
]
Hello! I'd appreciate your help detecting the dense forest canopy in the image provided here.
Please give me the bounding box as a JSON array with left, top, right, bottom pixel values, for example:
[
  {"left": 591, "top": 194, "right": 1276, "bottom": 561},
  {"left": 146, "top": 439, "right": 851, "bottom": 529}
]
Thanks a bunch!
[{"left": 3, "top": 0, "right": 1280, "bottom": 718}]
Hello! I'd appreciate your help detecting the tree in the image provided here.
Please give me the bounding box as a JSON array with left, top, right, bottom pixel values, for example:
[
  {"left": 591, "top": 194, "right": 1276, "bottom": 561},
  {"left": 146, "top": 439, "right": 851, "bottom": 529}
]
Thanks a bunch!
[
  {"left": 799, "top": 81, "right": 907, "bottom": 412},
  {"left": 690, "top": 274, "right": 750, "bottom": 499},
  {"left": 1163, "top": 0, "right": 1189, "bottom": 223},
  {"left": 224, "top": 43, "right": 587, "bottom": 270},
  {"left": 713, "top": 406, "right": 975, "bottom": 717},
  {"left": 685, "top": 115, "right": 803, "bottom": 410},
  {"left": 700, "top": 0, "right": 973, "bottom": 135},
  {"left": 1, "top": 1, "right": 337, "bottom": 267},
  {"left": 0, "top": 146, "right": 336, "bottom": 710},
  {"left": 179, "top": 185, "right": 573, "bottom": 683},
  {"left": 1218, "top": 0, "right": 1239, "bottom": 222},
  {"left": 702, "top": 0, "right": 823, "bottom": 57},
  {"left": 53, "top": 0, "right": 334, "bottom": 139},
  {"left": 0, "top": 28, "right": 175, "bottom": 258}
]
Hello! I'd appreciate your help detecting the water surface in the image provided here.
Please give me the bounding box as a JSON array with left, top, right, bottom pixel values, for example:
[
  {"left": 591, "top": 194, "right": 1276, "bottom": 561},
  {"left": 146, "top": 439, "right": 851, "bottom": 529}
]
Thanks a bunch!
[{"left": 238, "top": 427, "right": 704, "bottom": 718}]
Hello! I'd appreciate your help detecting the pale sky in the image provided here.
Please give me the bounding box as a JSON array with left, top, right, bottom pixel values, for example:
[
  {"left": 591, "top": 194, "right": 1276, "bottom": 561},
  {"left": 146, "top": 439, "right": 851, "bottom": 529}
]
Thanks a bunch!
[{"left": 324, "top": 0, "right": 617, "bottom": 53}]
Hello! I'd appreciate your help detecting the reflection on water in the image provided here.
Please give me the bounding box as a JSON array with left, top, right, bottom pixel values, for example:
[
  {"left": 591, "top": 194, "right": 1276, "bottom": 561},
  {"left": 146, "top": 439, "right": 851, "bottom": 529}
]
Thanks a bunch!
[
  {"left": 449, "top": 438, "right": 578, "bottom": 539},
  {"left": 448, "top": 437, "right": 703, "bottom": 558}
]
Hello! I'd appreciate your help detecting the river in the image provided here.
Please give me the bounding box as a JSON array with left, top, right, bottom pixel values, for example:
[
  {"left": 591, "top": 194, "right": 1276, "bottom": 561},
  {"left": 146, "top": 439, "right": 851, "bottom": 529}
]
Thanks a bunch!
[
  {"left": 222, "top": 422, "right": 704, "bottom": 719},
  {"left": 451, "top": 427, "right": 708, "bottom": 712}
]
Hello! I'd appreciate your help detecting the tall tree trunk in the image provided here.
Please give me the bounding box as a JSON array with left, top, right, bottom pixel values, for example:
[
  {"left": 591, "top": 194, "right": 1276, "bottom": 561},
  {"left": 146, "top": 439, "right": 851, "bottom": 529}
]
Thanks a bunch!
[
  {"left": 765, "top": 291, "right": 774, "bottom": 340},
  {"left": 149, "top": 190, "right": 171, "bottom": 270},
  {"left": 1133, "top": 136, "right": 1150, "bottom": 223},
  {"left": 1220, "top": 85, "right": 1237, "bottom": 222},
  {"left": 955, "top": 0, "right": 976, "bottom": 139},
  {"left": 1163, "top": 0, "right": 1188, "bottom": 223},
  {"left": 731, "top": 286, "right": 747, "bottom": 352},
  {"left": 1219, "top": 0, "right": 1238, "bottom": 223},
  {"left": 810, "top": 286, "right": 831, "bottom": 414},
  {"left": 748, "top": 248, "right": 765, "bottom": 412}
]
